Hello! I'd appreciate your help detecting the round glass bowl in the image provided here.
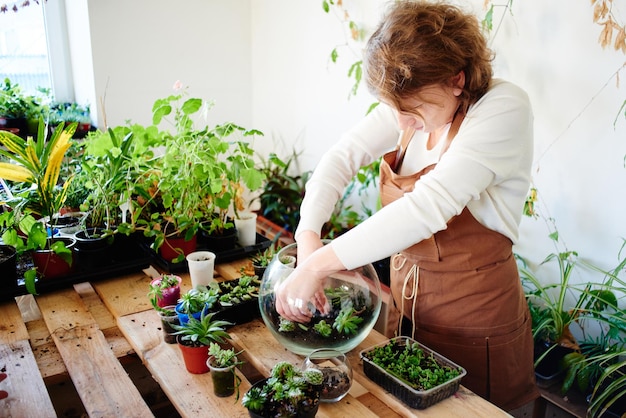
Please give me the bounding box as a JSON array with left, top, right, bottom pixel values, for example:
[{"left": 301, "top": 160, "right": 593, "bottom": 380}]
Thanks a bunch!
[
  {"left": 303, "top": 348, "right": 352, "bottom": 402},
  {"left": 259, "top": 242, "right": 382, "bottom": 355}
]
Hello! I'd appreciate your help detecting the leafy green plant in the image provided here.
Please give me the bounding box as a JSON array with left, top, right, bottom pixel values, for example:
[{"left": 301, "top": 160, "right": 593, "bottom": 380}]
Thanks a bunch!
[
  {"left": 333, "top": 307, "right": 364, "bottom": 335},
  {"left": 218, "top": 274, "right": 260, "bottom": 306},
  {"left": 362, "top": 339, "right": 462, "bottom": 391},
  {"left": 313, "top": 320, "right": 332, "bottom": 337},
  {"left": 257, "top": 151, "right": 310, "bottom": 234},
  {"left": 242, "top": 361, "right": 323, "bottom": 417},
  {"left": 147, "top": 274, "right": 181, "bottom": 311},
  {"left": 176, "top": 285, "right": 219, "bottom": 315},
  {"left": 207, "top": 342, "right": 245, "bottom": 400},
  {"left": 250, "top": 244, "right": 280, "bottom": 268},
  {"left": 0, "top": 78, "right": 32, "bottom": 119},
  {"left": 171, "top": 310, "right": 232, "bottom": 347}
]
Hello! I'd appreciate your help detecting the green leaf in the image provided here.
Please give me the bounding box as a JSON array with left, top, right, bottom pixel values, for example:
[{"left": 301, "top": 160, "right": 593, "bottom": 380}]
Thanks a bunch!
[
  {"left": 181, "top": 98, "right": 202, "bottom": 115},
  {"left": 24, "top": 269, "right": 38, "bottom": 295},
  {"left": 330, "top": 48, "right": 338, "bottom": 63},
  {"left": 322, "top": 0, "right": 329, "bottom": 13}
]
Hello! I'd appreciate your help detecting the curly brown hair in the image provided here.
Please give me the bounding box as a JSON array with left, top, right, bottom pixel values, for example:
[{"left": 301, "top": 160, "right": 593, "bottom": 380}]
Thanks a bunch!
[{"left": 364, "top": 0, "right": 493, "bottom": 114}]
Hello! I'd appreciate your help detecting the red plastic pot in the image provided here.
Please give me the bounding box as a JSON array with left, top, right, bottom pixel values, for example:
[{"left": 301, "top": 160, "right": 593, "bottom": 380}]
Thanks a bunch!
[{"left": 177, "top": 337, "right": 210, "bottom": 374}]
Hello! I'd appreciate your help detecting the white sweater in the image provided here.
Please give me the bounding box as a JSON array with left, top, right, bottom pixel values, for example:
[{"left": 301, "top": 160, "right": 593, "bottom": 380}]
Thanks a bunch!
[{"left": 296, "top": 79, "right": 534, "bottom": 270}]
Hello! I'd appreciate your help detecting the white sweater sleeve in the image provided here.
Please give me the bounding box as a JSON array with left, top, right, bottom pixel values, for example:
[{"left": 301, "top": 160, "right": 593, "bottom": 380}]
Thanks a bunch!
[{"left": 298, "top": 80, "right": 534, "bottom": 270}]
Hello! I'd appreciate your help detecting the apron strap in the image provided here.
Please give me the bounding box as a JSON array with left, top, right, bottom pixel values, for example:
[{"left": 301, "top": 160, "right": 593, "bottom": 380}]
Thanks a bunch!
[{"left": 390, "top": 127, "right": 416, "bottom": 171}]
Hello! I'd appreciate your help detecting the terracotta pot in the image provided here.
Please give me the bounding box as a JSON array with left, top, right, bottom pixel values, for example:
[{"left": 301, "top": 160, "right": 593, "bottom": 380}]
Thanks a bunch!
[
  {"left": 177, "top": 337, "right": 210, "bottom": 374},
  {"left": 159, "top": 234, "right": 197, "bottom": 262},
  {"left": 32, "top": 237, "right": 76, "bottom": 279}
]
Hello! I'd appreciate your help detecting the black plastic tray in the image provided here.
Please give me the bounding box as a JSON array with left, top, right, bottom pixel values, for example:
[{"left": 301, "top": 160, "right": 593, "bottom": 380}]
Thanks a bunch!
[
  {"left": 148, "top": 233, "right": 272, "bottom": 273},
  {"left": 2, "top": 234, "right": 152, "bottom": 301}
]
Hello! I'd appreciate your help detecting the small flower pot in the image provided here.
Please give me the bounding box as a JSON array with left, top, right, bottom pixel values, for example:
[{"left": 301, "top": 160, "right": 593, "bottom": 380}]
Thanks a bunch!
[
  {"left": 174, "top": 302, "right": 208, "bottom": 325},
  {"left": 207, "top": 357, "right": 238, "bottom": 397},
  {"left": 177, "top": 337, "right": 210, "bottom": 374},
  {"left": 234, "top": 212, "right": 258, "bottom": 247},
  {"left": 151, "top": 276, "right": 182, "bottom": 308},
  {"left": 157, "top": 306, "right": 179, "bottom": 344},
  {"left": 186, "top": 251, "right": 216, "bottom": 289}
]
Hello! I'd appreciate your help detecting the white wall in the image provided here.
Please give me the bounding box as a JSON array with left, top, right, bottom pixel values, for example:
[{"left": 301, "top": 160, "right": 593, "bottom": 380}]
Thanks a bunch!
[
  {"left": 80, "top": 0, "right": 252, "bottom": 130},
  {"left": 71, "top": 0, "right": 626, "bottom": 279}
]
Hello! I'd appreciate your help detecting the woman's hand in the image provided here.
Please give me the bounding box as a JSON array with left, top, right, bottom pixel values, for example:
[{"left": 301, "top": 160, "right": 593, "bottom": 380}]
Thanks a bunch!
[
  {"left": 275, "top": 235, "right": 345, "bottom": 323},
  {"left": 275, "top": 266, "right": 329, "bottom": 323}
]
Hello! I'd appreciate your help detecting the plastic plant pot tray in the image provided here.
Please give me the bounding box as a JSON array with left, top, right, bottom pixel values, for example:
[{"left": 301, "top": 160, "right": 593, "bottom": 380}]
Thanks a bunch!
[{"left": 359, "top": 336, "right": 467, "bottom": 409}]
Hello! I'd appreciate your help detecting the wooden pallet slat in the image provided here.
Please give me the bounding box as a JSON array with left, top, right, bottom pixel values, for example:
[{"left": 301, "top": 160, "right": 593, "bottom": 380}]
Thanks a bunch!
[
  {"left": 36, "top": 289, "right": 153, "bottom": 418},
  {"left": 0, "top": 339, "right": 57, "bottom": 418}
]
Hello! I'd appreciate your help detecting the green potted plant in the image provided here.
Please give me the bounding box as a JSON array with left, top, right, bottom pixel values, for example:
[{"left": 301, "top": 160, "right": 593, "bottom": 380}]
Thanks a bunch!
[
  {"left": 215, "top": 273, "right": 261, "bottom": 325},
  {"left": 0, "top": 78, "right": 31, "bottom": 135},
  {"left": 174, "top": 285, "right": 219, "bottom": 325},
  {"left": 359, "top": 336, "right": 465, "bottom": 409},
  {"left": 518, "top": 251, "right": 624, "bottom": 384},
  {"left": 249, "top": 244, "right": 280, "bottom": 277},
  {"left": 171, "top": 310, "right": 233, "bottom": 374},
  {"left": 148, "top": 274, "right": 182, "bottom": 309},
  {"left": 49, "top": 101, "right": 91, "bottom": 138},
  {"left": 242, "top": 361, "right": 323, "bottom": 418},
  {"left": 0, "top": 119, "right": 77, "bottom": 291},
  {"left": 207, "top": 342, "right": 244, "bottom": 398}
]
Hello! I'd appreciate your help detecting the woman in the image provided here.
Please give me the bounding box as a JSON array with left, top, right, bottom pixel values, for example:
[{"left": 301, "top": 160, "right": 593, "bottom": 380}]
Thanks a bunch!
[{"left": 275, "top": 0, "right": 538, "bottom": 411}]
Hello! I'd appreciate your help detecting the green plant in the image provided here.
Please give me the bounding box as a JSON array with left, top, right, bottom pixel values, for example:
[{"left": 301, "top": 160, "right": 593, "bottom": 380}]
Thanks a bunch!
[
  {"left": 218, "top": 274, "right": 260, "bottom": 306},
  {"left": 258, "top": 151, "right": 310, "bottom": 234},
  {"left": 171, "top": 310, "right": 232, "bottom": 347},
  {"left": 207, "top": 342, "right": 245, "bottom": 400},
  {"left": 0, "top": 78, "right": 32, "bottom": 119},
  {"left": 241, "top": 361, "right": 323, "bottom": 417},
  {"left": 0, "top": 119, "right": 77, "bottom": 293},
  {"left": 148, "top": 274, "right": 181, "bottom": 311},
  {"left": 122, "top": 86, "right": 265, "bottom": 257},
  {"left": 333, "top": 307, "right": 364, "bottom": 336},
  {"left": 250, "top": 244, "right": 280, "bottom": 268},
  {"left": 176, "top": 285, "right": 219, "bottom": 314},
  {"left": 362, "top": 339, "right": 463, "bottom": 391}
]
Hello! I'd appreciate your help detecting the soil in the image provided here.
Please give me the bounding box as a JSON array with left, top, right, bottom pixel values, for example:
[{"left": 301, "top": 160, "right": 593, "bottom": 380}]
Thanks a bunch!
[{"left": 319, "top": 368, "right": 351, "bottom": 400}]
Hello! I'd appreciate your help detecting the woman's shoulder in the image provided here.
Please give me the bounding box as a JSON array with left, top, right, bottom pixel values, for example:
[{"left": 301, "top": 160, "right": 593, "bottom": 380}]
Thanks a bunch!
[{"left": 485, "top": 79, "right": 531, "bottom": 103}]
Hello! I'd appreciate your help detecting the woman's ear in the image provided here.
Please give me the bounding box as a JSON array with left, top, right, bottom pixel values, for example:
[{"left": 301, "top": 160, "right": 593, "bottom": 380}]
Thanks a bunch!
[{"left": 451, "top": 71, "right": 465, "bottom": 96}]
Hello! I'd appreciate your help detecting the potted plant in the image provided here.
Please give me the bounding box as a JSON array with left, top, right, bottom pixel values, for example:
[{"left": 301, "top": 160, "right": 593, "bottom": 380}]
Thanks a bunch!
[
  {"left": 518, "top": 251, "right": 624, "bottom": 385},
  {"left": 0, "top": 78, "right": 31, "bottom": 135},
  {"left": 207, "top": 342, "right": 244, "bottom": 398},
  {"left": 174, "top": 285, "right": 219, "bottom": 325},
  {"left": 148, "top": 274, "right": 182, "bottom": 309},
  {"left": 171, "top": 310, "right": 233, "bottom": 374},
  {"left": 242, "top": 361, "right": 323, "bottom": 418},
  {"left": 215, "top": 273, "right": 261, "bottom": 325},
  {"left": 0, "top": 119, "right": 77, "bottom": 291},
  {"left": 249, "top": 244, "right": 280, "bottom": 278},
  {"left": 359, "top": 336, "right": 465, "bottom": 409}
]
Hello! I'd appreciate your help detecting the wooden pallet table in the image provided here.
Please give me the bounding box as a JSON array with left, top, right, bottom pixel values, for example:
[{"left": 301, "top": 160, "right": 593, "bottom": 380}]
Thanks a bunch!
[{"left": 0, "top": 257, "right": 513, "bottom": 418}]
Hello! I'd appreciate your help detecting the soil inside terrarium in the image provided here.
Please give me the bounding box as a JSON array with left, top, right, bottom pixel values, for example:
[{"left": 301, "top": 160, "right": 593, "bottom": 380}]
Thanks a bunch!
[{"left": 319, "top": 368, "right": 351, "bottom": 400}]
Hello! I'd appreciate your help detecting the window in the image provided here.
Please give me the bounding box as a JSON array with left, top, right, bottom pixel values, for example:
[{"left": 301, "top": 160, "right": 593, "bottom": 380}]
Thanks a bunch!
[{"left": 0, "top": 2, "right": 51, "bottom": 95}]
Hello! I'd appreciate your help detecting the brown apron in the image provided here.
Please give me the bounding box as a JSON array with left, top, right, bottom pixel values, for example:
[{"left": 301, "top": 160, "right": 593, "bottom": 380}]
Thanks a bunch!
[{"left": 379, "top": 118, "right": 538, "bottom": 411}]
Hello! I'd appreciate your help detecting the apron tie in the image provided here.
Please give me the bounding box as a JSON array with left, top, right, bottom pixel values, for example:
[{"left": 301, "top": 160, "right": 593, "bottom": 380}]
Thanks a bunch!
[{"left": 391, "top": 253, "right": 419, "bottom": 340}]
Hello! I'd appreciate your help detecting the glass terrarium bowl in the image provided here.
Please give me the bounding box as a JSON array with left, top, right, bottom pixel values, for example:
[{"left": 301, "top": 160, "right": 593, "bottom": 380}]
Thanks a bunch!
[{"left": 259, "top": 242, "right": 382, "bottom": 356}]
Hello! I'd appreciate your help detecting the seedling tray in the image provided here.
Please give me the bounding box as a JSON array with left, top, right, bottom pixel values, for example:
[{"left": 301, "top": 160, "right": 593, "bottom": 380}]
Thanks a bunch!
[{"left": 359, "top": 336, "right": 466, "bottom": 409}]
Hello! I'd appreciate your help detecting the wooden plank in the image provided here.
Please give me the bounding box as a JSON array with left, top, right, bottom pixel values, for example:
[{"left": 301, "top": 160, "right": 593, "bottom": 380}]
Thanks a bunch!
[
  {"left": 215, "top": 259, "right": 249, "bottom": 281},
  {"left": 48, "top": 324, "right": 153, "bottom": 418},
  {"left": 91, "top": 271, "right": 157, "bottom": 318},
  {"left": 0, "top": 340, "right": 56, "bottom": 418},
  {"left": 0, "top": 300, "right": 29, "bottom": 343},
  {"left": 118, "top": 309, "right": 252, "bottom": 417},
  {"left": 36, "top": 289, "right": 153, "bottom": 417},
  {"left": 144, "top": 342, "right": 251, "bottom": 418},
  {"left": 117, "top": 310, "right": 163, "bottom": 358},
  {"left": 36, "top": 288, "right": 96, "bottom": 331}
]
